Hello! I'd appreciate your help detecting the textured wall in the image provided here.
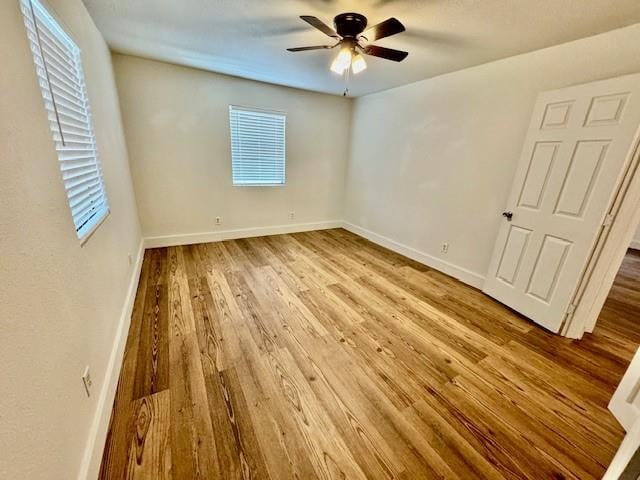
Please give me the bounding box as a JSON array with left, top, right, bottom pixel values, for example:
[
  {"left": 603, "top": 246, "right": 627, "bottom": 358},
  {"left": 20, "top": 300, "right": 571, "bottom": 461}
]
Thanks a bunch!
[
  {"left": 112, "top": 54, "right": 352, "bottom": 239},
  {"left": 345, "top": 24, "right": 640, "bottom": 280}
]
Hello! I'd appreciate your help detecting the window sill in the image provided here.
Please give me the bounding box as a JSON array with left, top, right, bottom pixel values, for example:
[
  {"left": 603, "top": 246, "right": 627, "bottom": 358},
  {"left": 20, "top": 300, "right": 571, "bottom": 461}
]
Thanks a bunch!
[
  {"left": 232, "top": 183, "right": 286, "bottom": 187},
  {"left": 79, "top": 208, "right": 110, "bottom": 247}
]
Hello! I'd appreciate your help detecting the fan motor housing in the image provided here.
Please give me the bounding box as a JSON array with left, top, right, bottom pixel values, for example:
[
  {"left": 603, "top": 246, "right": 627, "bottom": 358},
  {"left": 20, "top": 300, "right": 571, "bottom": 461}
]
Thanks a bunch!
[{"left": 334, "top": 13, "right": 367, "bottom": 38}]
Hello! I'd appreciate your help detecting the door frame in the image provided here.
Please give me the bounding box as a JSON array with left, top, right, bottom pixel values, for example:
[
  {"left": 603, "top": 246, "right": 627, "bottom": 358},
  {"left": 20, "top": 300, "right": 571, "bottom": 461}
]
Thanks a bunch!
[{"left": 561, "top": 124, "right": 640, "bottom": 338}]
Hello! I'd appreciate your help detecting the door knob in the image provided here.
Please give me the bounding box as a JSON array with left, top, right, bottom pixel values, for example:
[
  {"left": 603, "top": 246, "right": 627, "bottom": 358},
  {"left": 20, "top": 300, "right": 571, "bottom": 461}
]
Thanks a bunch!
[{"left": 502, "top": 211, "right": 513, "bottom": 221}]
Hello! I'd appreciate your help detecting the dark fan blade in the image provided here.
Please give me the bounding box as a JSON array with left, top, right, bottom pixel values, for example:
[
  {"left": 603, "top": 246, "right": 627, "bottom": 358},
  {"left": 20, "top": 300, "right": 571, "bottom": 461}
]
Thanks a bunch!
[
  {"left": 287, "top": 45, "right": 335, "bottom": 52},
  {"left": 361, "top": 17, "right": 405, "bottom": 41},
  {"left": 300, "top": 15, "right": 339, "bottom": 38},
  {"left": 362, "top": 45, "right": 408, "bottom": 62}
]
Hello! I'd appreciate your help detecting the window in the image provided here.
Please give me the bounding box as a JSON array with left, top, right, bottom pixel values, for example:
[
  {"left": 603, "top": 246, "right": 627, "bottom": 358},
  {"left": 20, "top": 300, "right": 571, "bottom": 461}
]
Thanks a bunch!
[
  {"left": 21, "top": 0, "right": 109, "bottom": 241},
  {"left": 229, "top": 105, "right": 286, "bottom": 186}
]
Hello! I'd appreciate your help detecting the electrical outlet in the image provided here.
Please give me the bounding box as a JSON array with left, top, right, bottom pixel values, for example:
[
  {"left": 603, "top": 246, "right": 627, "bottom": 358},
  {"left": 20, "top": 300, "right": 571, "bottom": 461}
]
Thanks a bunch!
[
  {"left": 82, "top": 366, "right": 92, "bottom": 398},
  {"left": 289, "top": 212, "right": 295, "bottom": 221},
  {"left": 441, "top": 242, "right": 449, "bottom": 254},
  {"left": 215, "top": 216, "right": 222, "bottom": 225}
]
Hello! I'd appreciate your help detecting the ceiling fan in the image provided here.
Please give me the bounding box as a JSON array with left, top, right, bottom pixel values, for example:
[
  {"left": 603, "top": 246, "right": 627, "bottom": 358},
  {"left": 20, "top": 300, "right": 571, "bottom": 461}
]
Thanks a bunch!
[{"left": 287, "top": 13, "right": 408, "bottom": 76}]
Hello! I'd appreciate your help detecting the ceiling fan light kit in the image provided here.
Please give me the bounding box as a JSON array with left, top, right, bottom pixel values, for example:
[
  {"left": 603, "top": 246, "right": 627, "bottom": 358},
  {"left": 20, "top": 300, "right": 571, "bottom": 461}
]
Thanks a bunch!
[
  {"left": 351, "top": 53, "right": 367, "bottom": 74},
  {"left": 288, "top": 12, "right": 408, "bottom": 78},
  {"left": 330, "top": 46, "right": 354, "bottom": 74}
]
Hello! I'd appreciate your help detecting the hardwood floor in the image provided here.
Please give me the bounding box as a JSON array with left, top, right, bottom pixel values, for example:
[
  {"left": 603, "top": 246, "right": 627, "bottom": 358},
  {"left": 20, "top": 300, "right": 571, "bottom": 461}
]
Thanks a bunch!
[{"left": 99, "top": 230, "right": 640, "bottom": 479}]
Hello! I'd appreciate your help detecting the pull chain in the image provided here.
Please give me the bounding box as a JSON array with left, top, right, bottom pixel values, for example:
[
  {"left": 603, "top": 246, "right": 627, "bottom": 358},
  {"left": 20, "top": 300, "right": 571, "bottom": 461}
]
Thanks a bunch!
[{"left": 343, "top": 61, "right": 351, "bottom": 97}]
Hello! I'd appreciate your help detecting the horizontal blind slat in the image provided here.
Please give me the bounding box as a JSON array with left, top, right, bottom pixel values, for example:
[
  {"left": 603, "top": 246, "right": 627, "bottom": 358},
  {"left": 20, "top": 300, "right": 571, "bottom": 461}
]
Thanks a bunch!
[
  {"left": 56, "top": 145, "right": 96, "bottom": 155},
  {"left": 26, "top": 23, "right": 76, "bottom": 71},
  {"left": 40, "top": 78, "right": 84, "bottom": 107},
  {"left": 36, "top": 44, "right": 77, "bottom": 78},
  {"left": 70, "top": 190, "right": 104, "bottom": 216},
  {"left": 56, "top": 117, "right": 92, "bottom": 135},
  {"left": 58, "top": 152, "right": 97, "bottom": 162},
  {"left": 62, "top": 166, "right": 99, "bottom": 182},
  {"left": 232, "top": 118, "right": 285, "bottom": 125},
  {"left": 53, "top": 134, "right": 94, "bottom": 146},
  {"left": 39, "top": 51, "right": 82, "bottom": 90},
  {"left": 33, "top": 16, "right": 76, "bottom": 57},
  {"left": 232, "top": 136, "right": 284, "bottom": 141},
  {"left": 53, "top": 109, "right": 90, "bottom": 128},
  {"left": 75, "top": 207, "right": 107, "bottom": 235},
  {"left": 230, "top": 163, "right": 285, "bottom": 168},
  {"left": 74, "top": 199, "right": 107, "bottom": 228},
  {"left": 60, "top": 159, "right": 98, "bottom": 171},
  {"left": 42, "top": 76, "right": 87, "bottom": 110},
  {"left": 53, "top": 131, "right": 94, "bottom": 143},
  {"left": 69, "top": 184, "right": 103, "bottom": 207},
  {"left": 47, "top": 96, "right": 88, "bottom": 120},
  {"left": 59, "top": 127, "right": 92, "bottom": 139},
  {"left": 48, "top": 77, "right": 86, "bottom": 105}
]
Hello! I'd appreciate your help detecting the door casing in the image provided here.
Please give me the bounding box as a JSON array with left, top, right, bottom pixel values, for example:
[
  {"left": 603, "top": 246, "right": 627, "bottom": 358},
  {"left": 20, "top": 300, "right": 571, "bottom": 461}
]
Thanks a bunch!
[{"left": 564, "top": 125, "right": 640, "bottom": 338}]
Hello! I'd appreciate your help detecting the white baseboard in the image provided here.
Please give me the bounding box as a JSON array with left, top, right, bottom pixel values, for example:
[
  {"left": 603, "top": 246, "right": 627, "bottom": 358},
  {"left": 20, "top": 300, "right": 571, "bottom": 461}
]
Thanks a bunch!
[
  {"left": 143, "top": 220, "right": 343, "bottom": 249},
  {"left": 630, "top": 239, "right": 640, "bottom": 250},
  {"left": 341, "top": 221, "right": 486, "bottom": 289},
  {"left": 77, "top": 239, "right": 145, "bottom": 480},
  {"left": 145, "top": 220, "right": 486, "bottom": 288}
]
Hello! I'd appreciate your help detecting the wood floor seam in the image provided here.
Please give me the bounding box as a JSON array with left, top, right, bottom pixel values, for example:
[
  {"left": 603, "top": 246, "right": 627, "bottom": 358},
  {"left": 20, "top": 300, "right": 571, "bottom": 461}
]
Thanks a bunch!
[{"left": 99, "top": 230, "right": 639, "bottom": 480}]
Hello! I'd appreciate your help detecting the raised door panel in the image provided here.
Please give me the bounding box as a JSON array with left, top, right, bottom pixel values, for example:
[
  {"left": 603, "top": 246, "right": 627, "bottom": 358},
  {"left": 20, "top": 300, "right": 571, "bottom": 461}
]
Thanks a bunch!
[
  {"left": 525, "top": 235, "right": 572, "bottom": 304},
  {"left": 517, "top": 142, "right": 560, "bottom": 210},
  {"left": 554, "top": 140, "right": 610, "bottom": 218},
  {"left": 584, "top": 93, "right": 630, "bottom": 127},
  {"left": 496, "top": 226, "right": 532, "bottom": 286},
  {"left": 540, "top": 100, "right": 575, "bottom": 130}
]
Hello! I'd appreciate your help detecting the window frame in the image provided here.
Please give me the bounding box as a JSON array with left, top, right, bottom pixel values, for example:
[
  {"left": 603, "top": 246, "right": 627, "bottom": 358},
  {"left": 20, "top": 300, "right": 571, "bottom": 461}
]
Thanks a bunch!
[
  {"left": 228, "top": 105, "right": 287, "bottom": 187},
  {"left": 20, "top": 0, "right": 110, "bottom": 244}
]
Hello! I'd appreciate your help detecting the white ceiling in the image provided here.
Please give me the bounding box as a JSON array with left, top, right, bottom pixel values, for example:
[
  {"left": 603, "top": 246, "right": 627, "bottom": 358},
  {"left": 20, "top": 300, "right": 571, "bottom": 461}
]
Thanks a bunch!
[{"left": 83, "top": 0, "right": 640, "bottom": 97}]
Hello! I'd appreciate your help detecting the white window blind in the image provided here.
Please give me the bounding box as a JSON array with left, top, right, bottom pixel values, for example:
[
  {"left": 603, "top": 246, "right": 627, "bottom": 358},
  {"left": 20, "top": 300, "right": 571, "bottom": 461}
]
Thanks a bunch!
[
  {"left": 21, "top": 0, "right": 109, "bottom": 240},
  {"left": 229, "top": 105, "right": 286, "bottom": 186}
]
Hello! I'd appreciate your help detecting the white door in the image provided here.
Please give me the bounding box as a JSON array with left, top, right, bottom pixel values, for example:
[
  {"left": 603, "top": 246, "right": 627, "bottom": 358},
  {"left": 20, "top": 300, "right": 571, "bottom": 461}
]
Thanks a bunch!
[
  {"left": 483, "top": 73, "right": 640, "bottom": 333},
  {"left": 610, "top": 347, "right": 640, "bottom": 431},
  {"left": 603, "top": 347, "right": 640, "bottom": 479}
]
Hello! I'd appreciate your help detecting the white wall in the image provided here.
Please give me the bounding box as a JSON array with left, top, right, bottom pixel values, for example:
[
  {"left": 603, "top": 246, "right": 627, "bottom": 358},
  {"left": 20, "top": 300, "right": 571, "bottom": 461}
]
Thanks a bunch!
[
  {"left": 112, "top": 54, "right": 352, "bottom": 242},
  {"left": 0, "top": 1, "right": 141, "bottom": 479},
  {"left": 344, "top": 24, "right": 640, "bottom": 285}
]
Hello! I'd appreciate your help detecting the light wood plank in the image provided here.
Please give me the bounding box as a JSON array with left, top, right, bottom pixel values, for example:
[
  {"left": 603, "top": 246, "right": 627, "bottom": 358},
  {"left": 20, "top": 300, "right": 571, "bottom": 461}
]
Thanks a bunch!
[{"left": 100, "top": 230, "right": 639, "bottom": 479}]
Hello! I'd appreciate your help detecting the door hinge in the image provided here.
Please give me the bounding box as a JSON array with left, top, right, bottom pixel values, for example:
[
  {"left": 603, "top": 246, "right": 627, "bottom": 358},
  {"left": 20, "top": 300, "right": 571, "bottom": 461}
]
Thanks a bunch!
[
  {"left": 603, "top": 213, "right": 616, "bottom": 227},
  {"left": 565, "top": 303, "right": 577, "bottom": 322}
]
